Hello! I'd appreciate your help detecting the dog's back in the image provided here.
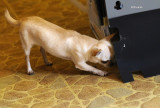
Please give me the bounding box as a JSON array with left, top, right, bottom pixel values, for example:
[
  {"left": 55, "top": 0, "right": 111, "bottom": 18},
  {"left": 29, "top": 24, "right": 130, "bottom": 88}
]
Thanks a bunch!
[{"left": 5, "top": 9, "right": 98, "bottom": 59}]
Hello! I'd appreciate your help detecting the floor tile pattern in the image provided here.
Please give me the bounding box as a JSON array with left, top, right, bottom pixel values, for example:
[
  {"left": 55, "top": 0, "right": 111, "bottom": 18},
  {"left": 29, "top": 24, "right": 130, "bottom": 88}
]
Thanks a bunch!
[{"left": 0, "top": 0, "right": 160, "bottom": 108}]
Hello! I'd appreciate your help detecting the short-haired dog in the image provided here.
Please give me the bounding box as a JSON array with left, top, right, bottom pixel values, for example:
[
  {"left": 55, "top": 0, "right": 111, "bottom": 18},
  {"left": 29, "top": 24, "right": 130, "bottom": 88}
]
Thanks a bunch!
[{"left": 5, "top": 9, "right": 115, "bottom": 76}]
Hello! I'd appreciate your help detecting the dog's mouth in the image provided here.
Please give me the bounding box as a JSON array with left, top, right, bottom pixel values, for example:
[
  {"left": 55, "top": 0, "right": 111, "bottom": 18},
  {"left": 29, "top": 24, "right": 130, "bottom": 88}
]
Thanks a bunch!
[
  {"left": 101, "top": 60, "right": 109, "bottom": 64},
  {"left": 101, "top": 58, "right": 116, "bottom": 67}
]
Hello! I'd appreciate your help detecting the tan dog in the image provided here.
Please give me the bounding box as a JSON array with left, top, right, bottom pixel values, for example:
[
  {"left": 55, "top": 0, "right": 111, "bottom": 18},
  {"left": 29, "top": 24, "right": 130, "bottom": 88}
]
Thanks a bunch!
[{"left": 5, "top": 9, "right": 115, "bottom": 76}]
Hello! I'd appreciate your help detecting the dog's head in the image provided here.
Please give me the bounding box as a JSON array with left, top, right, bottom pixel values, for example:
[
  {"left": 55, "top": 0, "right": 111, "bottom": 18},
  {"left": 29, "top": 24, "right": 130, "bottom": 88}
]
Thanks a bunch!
[{"left": 89, "top": 33, "right": 115, "bottom": 67}]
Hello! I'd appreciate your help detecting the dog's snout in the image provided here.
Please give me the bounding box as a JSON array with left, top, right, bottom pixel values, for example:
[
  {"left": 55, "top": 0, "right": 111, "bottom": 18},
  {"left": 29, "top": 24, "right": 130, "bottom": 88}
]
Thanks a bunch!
[{"left": 108, "top": 59, "right": 117, "bottom": 67}]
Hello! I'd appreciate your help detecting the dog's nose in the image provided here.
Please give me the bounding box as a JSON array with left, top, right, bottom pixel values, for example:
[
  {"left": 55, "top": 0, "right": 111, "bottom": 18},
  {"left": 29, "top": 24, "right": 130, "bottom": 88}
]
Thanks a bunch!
[{"left": 108, "top": 59, "right": 117, "bottom": 67}]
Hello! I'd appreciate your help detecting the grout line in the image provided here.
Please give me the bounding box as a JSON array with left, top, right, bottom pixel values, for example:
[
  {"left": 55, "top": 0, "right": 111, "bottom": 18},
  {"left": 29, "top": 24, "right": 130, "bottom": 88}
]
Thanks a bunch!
[{"left": 59, "top": 74, "right": 84, "bottom": 107}]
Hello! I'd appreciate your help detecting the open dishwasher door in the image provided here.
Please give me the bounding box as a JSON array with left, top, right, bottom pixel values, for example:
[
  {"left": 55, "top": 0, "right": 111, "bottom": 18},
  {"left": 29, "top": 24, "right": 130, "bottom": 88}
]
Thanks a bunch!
[{"left": 88, "top": 0, "right": 160, "bottom": 83}]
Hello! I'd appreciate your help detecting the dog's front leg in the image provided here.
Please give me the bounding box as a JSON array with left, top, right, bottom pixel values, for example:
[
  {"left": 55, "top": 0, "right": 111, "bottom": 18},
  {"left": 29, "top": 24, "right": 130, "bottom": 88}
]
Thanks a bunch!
[
  {"left": 40, "top": 47, "right": 53, "bottom": 66},
  {"left": 75, "top": 62, "right": 108, "bottom": 76}
]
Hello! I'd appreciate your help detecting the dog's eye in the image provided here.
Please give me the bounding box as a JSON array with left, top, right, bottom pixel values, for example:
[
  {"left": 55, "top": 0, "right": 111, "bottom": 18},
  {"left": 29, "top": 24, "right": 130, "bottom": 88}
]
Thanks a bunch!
[{"left": 101, "top": 60, "right": 109, "bottom": 64}]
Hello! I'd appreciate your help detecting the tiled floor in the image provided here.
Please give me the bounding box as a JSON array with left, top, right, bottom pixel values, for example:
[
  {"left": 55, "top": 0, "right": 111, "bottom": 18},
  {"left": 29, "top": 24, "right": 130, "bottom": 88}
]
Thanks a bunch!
[{"left": 0, "top": 0, "right": 160, "bottom": 108}]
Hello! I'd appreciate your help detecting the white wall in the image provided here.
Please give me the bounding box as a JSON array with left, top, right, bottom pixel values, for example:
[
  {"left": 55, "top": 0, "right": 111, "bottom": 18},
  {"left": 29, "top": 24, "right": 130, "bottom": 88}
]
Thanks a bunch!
[{"left": 105, "top": 0, "right": 160, "bottom": 19}]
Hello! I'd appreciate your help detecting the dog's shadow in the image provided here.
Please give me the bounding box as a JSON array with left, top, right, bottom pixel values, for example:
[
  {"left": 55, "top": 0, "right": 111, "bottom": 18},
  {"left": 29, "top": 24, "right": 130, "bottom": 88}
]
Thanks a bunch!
[
  {"left": 16, "top": 60, "right": 122, "bottom": 82},
  {"left": 53, "top": 62, "right": 122, "bottom": 82}
]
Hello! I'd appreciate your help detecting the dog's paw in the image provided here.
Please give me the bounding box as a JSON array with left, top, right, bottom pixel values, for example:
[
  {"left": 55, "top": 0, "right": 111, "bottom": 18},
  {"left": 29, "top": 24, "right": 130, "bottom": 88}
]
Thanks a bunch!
[
  {"left": 103, "top": 71, "right": 108, "bottom": 76},
  {"left": 97, "top": 71, "right": 108, "bottom": 76},
  {"left": 27, "top": 70, "right": 34, "bottom": 75}
]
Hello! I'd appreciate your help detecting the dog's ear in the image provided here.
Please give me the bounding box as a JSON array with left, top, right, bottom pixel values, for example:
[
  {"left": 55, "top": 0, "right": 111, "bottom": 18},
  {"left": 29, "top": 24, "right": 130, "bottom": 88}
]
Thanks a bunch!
[
  {"left": 91, "top": 48, "right": 102, "bottom": 56},
  {"left": 103, "top": 33, "right": 116, "bottom": 41}
]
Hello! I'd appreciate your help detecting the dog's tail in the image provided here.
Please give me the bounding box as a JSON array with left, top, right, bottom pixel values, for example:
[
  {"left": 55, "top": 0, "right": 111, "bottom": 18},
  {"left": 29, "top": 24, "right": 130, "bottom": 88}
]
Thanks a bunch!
[{"left": 5, "top": 9, "right": 20, "bottom": 26}]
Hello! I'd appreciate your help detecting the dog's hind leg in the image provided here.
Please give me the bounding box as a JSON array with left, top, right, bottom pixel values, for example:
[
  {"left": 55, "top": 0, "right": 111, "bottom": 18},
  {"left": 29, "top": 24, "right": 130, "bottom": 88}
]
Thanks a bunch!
[
  {"left": 25, "top": 48, "right": 34, "bottom": 75},
  {"left": 40, "top": 47, "right": 53, "bottom": 66},
  {"left": 20, "top": 31, "right": 34, "bottom": 75}
]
